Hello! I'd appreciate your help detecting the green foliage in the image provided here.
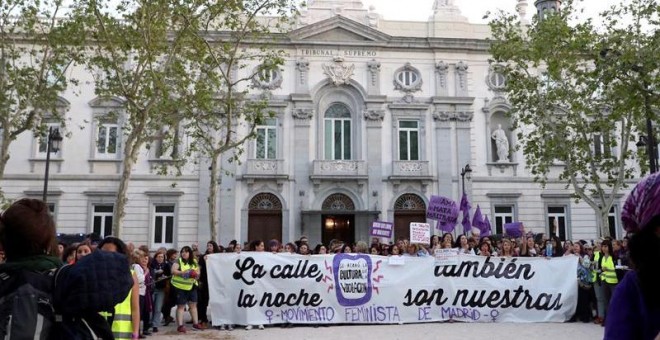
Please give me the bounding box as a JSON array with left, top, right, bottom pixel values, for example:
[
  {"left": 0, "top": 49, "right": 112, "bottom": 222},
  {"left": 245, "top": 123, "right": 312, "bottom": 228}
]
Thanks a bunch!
[
  {"left": 175, "top": 0, "right": 298, "bottom": 162},
  {"left": 0, "top": 0, "right": 84, "bottom": 183},
  {"left": 488, "top": 0, "right": 659, "bottom": 237},
  {"left": 168, "top": 0, "right": 299, "bottom": 240}
]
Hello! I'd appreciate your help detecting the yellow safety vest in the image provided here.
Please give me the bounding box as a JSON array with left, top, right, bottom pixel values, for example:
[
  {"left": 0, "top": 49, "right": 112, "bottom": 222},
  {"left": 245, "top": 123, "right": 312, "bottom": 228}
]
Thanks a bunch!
[
  {"left": 101, "top": 269, "right": 134, "bottom": 340},
  {"left": 170, "top": 258, "right": 198, "bottom": 291},
  {"left": 591, "top": 251, "right": 601, "bottom": 282},
  {"left": 600, "top": 255, "right": 619, "bottom": 285}
]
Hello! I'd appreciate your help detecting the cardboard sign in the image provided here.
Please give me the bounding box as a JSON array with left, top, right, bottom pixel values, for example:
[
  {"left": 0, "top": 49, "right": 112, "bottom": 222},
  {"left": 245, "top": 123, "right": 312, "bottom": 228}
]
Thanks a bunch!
[
  {"left": 370, "top": 221, "right": 393, "bottom": 238},
  {"left": 410, "top": 222, "right": 431, "bottom": 244},
  {"left": 426, "top": 195, "right": 459, "bottom": 227},
  {"left": 434, "top": 248, "right": 459, "bottom": 266}
]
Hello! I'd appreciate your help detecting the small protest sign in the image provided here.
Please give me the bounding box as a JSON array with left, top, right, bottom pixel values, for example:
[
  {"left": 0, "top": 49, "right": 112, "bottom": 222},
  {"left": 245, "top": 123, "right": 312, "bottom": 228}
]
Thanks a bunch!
[
  {"left": 434, "top": 248, "right": 459, "bottom": 266},
  {"left": 426, "top": 196, "right": 458, "bottom": 232},
  {"left": 370, "top": 221, "right": 393, "bottom": 238},
  {"left": 410, "top": 222, "right": 431, "bottom": 244}
]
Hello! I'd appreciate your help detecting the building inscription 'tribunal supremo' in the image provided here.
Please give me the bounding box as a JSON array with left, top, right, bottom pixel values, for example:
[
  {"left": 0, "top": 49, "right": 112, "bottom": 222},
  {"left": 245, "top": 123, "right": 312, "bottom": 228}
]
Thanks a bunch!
[{"left": 298, "top": 49, "right": 378, "bottom": 57}]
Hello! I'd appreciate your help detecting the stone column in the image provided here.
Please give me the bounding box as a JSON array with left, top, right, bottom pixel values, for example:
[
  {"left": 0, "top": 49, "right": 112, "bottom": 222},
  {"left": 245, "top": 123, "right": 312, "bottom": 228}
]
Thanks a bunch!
[
  {"left": 364, "top": 108, "right": 385, "bottom": 218},
  {"left": 432, "top": 110, "right": 455, "bottom": 198},
  {"left": 292, "top": 106, "right": 314, "bottom": 239},
  {"left": 455, "top": 111, "right": 473, "bottom": 199}
]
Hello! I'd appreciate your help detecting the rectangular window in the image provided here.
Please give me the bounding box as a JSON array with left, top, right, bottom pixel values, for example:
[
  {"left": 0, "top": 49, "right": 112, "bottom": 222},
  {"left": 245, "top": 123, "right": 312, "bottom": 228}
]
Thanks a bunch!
[
  {"left": 608, "top": 206, "right": 619, "bottom": 239},
  {"left": 37, "top": 124, "right": 61, "bottom": 157},
  {"left": 92, "top": 205, "right": 114, "bottom": 238},
  {"left": 494, "top": 205, "right": 514, "bottom": 235},
  {"left": 399, "top": 121, "right": 419, "bottom": 161},
  {"left": 255, "top": 118, "right": 277, "bottom": 159},
  {"left": 153, "top": 205, "right": 175, "bottom": 248},
  {"left": 96, "top": 123, "right": 118, "bottom": 156},
  {"left": 593, "top": 133, "right": 611, "bottom": 158},
  {"left": 548, "top": 206, "right": 568, "bottom": 241},
  {"left": 324, "top": 118, "right": 351, "bottom": 160}
]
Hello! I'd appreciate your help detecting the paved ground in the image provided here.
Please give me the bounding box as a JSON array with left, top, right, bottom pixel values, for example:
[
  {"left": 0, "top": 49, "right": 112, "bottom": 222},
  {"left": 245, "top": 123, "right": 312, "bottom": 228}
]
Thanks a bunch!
[{"left": 147, "top": 322, "right": 604, "bottom": 340}]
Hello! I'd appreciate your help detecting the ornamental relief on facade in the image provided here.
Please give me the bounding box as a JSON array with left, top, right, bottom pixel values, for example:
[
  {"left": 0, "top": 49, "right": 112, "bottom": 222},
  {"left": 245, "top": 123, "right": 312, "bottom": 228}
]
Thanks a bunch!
[
  {"left": 363, "top": 109, "right": 385, "bottom": 121},
  {"left": 432, "top": 110, "right": 474, "bottom": 122},
  {"left": 251, "top": 66, "right": 283, "bottom": 90},
  {"left": 292, "top": 108, "right": 314, "bottom": 120},
  {"left": 322, "top": 56, "right": 355, "bottom": 86}
]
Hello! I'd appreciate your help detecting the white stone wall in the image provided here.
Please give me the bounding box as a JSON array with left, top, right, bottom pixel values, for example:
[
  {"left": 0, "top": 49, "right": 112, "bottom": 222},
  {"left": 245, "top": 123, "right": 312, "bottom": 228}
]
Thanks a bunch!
[{"left": 0, "top": 3, "right": 635, "bottom": 249}]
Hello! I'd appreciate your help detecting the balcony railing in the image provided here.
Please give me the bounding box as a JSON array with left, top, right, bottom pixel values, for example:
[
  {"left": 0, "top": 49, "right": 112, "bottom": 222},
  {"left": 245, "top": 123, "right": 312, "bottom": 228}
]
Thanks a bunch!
[
  {"left": 391, "top": 160, "right": 430, "bottom": 178},
  {"left": 244, "top": 159, "right": 287, "bottom": 177},
  {"left": 312, "top": 160, "right": 368, "bottom": 178}
]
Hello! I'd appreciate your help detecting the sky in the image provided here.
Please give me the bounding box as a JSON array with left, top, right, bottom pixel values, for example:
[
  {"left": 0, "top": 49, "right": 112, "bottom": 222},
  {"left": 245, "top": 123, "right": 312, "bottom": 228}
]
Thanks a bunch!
[{"left": 356, "top": 0, "right": 623, "bottom": 24}]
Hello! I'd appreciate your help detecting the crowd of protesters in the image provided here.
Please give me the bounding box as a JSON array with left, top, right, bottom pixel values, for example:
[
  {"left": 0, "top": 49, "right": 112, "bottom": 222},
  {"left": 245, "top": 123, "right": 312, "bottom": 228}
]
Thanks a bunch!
[
  {"left": 0, "top": 217, "right": 648, "bottom": 336},
  {"left": 1, "top": 173, "right": 658, "bottom": 339}
]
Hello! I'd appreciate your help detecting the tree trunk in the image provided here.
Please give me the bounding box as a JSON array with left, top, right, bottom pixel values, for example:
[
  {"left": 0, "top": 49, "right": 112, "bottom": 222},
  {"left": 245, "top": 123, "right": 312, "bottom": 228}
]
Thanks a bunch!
[
  {"left": 0, "top": 129, "right": 11, "bottom": 184},
  {"left": 208, "top": 152, "right": 220, "bottom": 243},
  {"left": 112, "top": 131, "right": 140, "bottom": 238},
  {"left": 596, "top": 208, "right": 611, "bottom": 238}
]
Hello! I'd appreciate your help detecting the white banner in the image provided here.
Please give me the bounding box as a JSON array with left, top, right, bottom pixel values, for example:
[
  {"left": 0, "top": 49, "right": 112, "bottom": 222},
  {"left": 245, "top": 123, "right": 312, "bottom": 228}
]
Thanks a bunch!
[{"left": 208, "top": 253, "right": 578, "bottom": 325}]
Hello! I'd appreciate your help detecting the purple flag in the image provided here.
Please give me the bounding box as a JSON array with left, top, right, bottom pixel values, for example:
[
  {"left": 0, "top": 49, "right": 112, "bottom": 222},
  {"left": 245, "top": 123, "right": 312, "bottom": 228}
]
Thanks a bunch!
[
  {"left": 472, "top": 205, "right": 483, "bottom": 232},
  {"left": 482, "top": 214, "right": 492, "bottom": 236},
  {"left": 460, "top": 192, "right": 471, "bottom": 234},
  {"left": 504, "top": 222, "right": 524, "bottom": 238},
  {"left": 438, "top": 220, "right": 456, "bottom": 233}
]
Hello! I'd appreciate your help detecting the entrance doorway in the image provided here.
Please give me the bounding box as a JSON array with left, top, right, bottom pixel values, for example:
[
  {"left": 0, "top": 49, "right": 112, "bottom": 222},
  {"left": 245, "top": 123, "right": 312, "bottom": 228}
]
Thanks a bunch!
[
  {"left": 322, "top": 215, "right": 355, "bottom": 246},
  {"left": 320, "top": 193, "right": 356, "bottom": 246},
  {"left": 247, "top": 193, "right": 283, "bottom": 243},
  {"left": 393, "top": 193, "right": 427, "bottom": 241}
]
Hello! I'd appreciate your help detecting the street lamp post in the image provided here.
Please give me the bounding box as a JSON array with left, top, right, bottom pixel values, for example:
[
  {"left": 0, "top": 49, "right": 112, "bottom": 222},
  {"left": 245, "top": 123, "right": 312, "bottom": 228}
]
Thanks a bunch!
[
  {"left": 43, "top": 127, "right": 63, "bottom": 203},
  {"left": 460, "top": 164, "right": 472, "bottom": 194}
]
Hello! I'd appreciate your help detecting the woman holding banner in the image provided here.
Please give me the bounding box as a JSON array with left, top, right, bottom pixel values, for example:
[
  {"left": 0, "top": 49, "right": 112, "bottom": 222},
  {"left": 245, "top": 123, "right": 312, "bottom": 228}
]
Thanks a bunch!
[{"left": 605, "top": 173, "right": 660, "bottom": 340}]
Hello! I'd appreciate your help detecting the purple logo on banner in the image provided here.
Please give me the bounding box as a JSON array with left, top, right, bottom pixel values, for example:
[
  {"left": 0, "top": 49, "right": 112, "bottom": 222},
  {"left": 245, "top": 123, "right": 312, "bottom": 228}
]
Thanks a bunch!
[
  {"left": 333, "top": 254, "right": 373, "bottom": 307},
  {"left": 370, "top": 221, "right": 393, "bottom": 238},
  {"left": 426, "top": 195, "right": 459, "bottom": 230}
]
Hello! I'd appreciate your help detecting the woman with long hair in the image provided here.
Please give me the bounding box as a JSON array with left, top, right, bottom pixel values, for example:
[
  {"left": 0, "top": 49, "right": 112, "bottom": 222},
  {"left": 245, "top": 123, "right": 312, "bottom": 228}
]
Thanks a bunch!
[
  {"left": 454, "top": 235, "right": 471, "bottom": 254},
  {"left": 197, "top": 241, "right": 220, "bottom": 328},
  {"left": 596, "top": 240, "right": 618, "bottom": 325},
  {"left": 500, "top": 238, "right": 516, "bottom": 257},
  {"left": 170, "top": 246, "right": 203, "bottom": 333},
  {"left": 150, "top": 250, "right": 169, "bottom": 333},
  {"left": 605, "top": 172, "right": 660, "bottom": 339}
]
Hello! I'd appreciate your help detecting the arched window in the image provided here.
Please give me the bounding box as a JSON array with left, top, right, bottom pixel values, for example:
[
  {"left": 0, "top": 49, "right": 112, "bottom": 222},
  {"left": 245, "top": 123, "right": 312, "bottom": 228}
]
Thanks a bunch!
[
  {"left": 248, "top": 193, "right": 283, "bottom": 210},
  {"left": 394, "top": 194, "right": 426, "bottom": 211},
  {"left": 322, "top": 193, "right": 355, "bottom": 211},
  {"left": 324, "top": 103, "right": 352, "bottom": 160}
]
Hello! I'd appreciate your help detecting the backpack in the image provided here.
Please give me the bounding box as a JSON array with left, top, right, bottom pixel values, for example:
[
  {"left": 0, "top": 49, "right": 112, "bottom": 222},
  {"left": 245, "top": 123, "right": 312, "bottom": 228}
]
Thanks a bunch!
[
  {"left": 0, "top": 269, "right": 58, "bottom": 340},
  {"left": 0, "top": 268, "right": 107, "bottom": 340}
]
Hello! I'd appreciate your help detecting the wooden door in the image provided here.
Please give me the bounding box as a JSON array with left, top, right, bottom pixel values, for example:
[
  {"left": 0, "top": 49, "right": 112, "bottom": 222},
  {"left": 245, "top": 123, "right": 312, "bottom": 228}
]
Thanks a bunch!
[
  {"left": 248, "top": 211, "right": 282, "bottom": 243},
  {"left": 393, "top": 211, "right": 427, "bottom": 241}
]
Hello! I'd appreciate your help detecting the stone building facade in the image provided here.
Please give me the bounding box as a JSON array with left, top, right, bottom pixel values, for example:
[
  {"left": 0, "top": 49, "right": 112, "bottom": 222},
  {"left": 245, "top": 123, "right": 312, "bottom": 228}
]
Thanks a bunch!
[{"left": 1, "top": 0, "right": 628, "bottom": 249}]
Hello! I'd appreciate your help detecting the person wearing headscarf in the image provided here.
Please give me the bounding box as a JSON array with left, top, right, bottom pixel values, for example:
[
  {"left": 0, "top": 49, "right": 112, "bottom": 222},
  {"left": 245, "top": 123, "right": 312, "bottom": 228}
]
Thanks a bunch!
[{"left": 604, "top": 173, "right": 660, "bottom": 340}]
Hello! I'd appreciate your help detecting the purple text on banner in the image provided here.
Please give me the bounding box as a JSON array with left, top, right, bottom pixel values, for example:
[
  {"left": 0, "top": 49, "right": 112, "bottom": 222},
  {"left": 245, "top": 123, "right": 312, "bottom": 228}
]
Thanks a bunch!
[
  {"left": 370, "top": 221, "right": 393, "bottom": 238},
  {"left": 426, "top": 195, "right": 459, "bottom": 226}
]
